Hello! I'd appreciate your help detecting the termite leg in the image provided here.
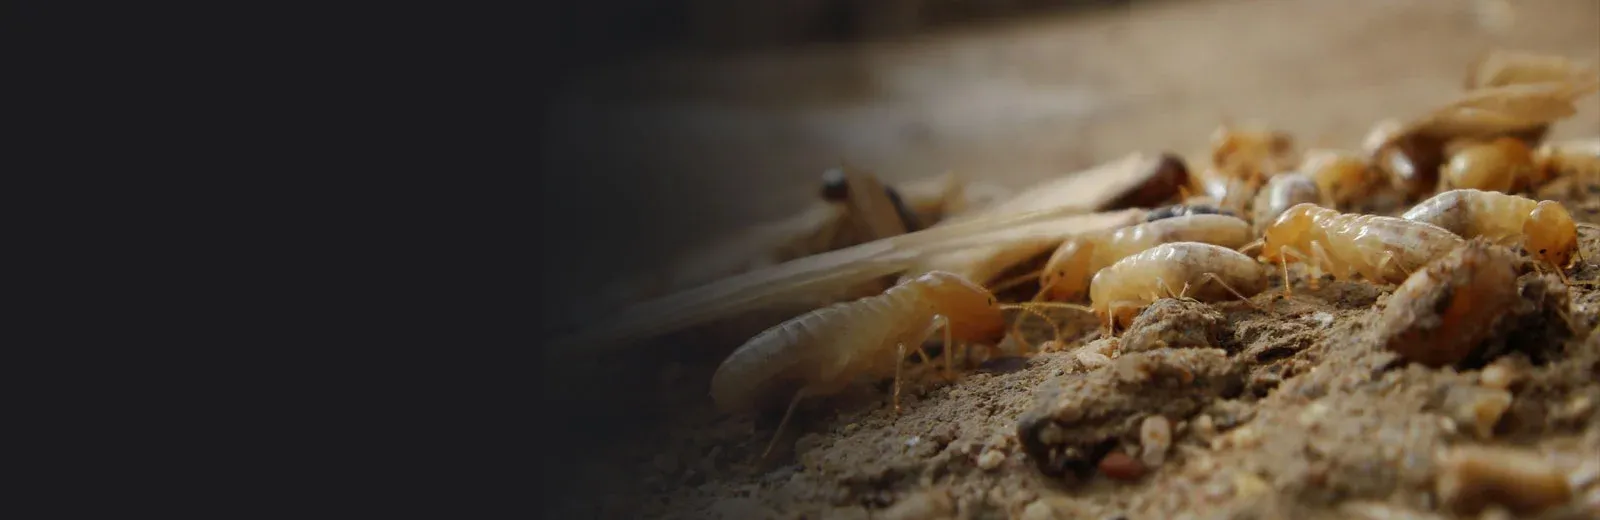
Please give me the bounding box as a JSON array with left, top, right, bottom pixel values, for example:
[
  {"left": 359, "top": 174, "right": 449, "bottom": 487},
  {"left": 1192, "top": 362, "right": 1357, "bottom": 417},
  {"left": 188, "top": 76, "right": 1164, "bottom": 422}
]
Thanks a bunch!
[
  {"left": 1308, "top": 240, "right": 1336, "bottom": 288},
  {"left": 1375, "top": 250, "right": 1413, "bottom": 282},
  {"left": 764, "top": 386, "right": 815, "bottom": 459},
  {"left": 913, "top": 316, "right": 953, "bottom": 379},
  {"left": 1156, "top": 277, "right": 1180, "bottom": 300},
  {"left": 1277, "top": 245, "right": 1314, "bottom": 297},
  {"left": 1001, "top": 303, "right": 1081, "bottom": 350},
  {"left": 1239, "top": 238, "right": 1266, "bottom": 259},
  {"left": 893, "top": 343, "right": 907, "bottom": 415},
  {"left": 1200, "top": 272, "right": 1262, "bottom": 310},
  {"left": 940, "top": 316, "right": 953, "bottom": 377}
]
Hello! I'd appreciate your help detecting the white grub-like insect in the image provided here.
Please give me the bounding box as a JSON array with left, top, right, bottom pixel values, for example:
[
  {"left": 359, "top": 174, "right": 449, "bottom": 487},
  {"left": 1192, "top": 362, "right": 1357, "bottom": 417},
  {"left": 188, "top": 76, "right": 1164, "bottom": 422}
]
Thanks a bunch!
[
  {"left": 1033, "top": 214, "right": 1254, "bottom": 303},
  {"left": 709, "top": 270, "right": 1008, "bottom": 457},
  {"left": 1251, "top": 172, "right": 1322, "bottom": 236},
  {"left": 1439, "top": 137, "right": 1538, "bottom": 193},
  {"left": 1402, "top": 189, "right": 1580, "bottom": 273},
  {"left": 1299, "top": 149, "right": 1377, "bottom": 208},
  {"left": 1075, "top": 242, "right": 1269, "bottom": 332},
  {"left": 1257, "top": 203, "right": 1465, "bottom": 295}
]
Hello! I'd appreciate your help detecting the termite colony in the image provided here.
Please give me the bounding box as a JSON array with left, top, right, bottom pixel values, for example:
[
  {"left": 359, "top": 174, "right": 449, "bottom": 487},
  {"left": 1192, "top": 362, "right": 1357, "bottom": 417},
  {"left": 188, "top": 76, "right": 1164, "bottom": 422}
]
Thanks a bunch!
[{"left": 551, "top": 50, "right": 1600, "bottom": 479}]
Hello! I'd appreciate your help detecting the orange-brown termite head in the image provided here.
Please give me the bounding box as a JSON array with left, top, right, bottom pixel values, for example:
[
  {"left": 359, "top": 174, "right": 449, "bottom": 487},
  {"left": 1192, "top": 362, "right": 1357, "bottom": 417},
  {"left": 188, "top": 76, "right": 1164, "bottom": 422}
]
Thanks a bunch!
[
  {"left": 915, "top": 271, "right": 1008, "bottom": 344},
  {"left": 1259, "top": 202, "right": 1320, "bottom": 264},
  {"left": 1037, "top": 239, "right": 1096, "bottom": 302},
  {"left": 1524, "top": 200, "right": 1578, "bottom": 269}
]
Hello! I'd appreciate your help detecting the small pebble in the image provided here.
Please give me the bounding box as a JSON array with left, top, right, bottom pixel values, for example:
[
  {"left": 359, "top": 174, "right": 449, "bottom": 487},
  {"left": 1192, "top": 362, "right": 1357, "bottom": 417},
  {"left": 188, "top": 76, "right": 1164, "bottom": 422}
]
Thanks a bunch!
[
  {"left": 1444, "top": 386, "right": 1512, "bottom": 439},
  {"left": 1077, "top": 351, "right": 1112, "bottom": 370},
  {"left": 880, "top": 488, "right": 955, "bottom": 520},
  {"left": 1140, "top": 415, "right": 1173, "bottom": 467},
  {"left": 977, "top": 450, "right": 1006, "bottom": 471},
  {"left": 1297, "top": 401, "right": 1331, "bottom": 427},
  {"left": 1020, "top": 500, "right": 1055, "bottom": 520},
  {"left": 1567, "top": 455, "right": 1599, "bottom": 490},
  {"left": 1232, "top": 472, "right": 1269, "bottom": 498},
  {"left": 1436, "top": 445, "right": 1572, "bottom": 515},
  {"left": 1478, "top": 360, "right": 1522, "bottom": 390},
  {"left": 1191, "top": 414, "right": 1216, "bottom": 441},
  {"left": 1099, "top": 451, "right": 1148, "bottom": 481}
]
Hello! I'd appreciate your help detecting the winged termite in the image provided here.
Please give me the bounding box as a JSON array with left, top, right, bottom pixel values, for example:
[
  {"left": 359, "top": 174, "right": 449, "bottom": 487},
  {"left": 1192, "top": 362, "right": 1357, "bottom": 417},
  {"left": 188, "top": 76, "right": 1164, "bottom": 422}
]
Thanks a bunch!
[
  {"left": 943, "top": 152, "right": 1187, "bottom": 227},
  {"left": 575, "top": 166, "right": 979, "bottom": 332},
  {"left": 1404, "top": 78, "right": 1600, "bottom": 140},
  {"left": 902, "top": 153, "right": 1187, "bottom": 288},
  {"left": 545, "top": 205, "right": 1097, "bottom": 355},
  {"left": 825, "top": 164, "right": 909, "bottom": 240},
  {"left": 894, "top": 171, "right": 1011, "bottom": 229},
  {"left": 902, "top": 209, "right": 1147, "bottom": 288},
  {"left": 1466, "top": 50, "right": 1598, "bottom": 90}
]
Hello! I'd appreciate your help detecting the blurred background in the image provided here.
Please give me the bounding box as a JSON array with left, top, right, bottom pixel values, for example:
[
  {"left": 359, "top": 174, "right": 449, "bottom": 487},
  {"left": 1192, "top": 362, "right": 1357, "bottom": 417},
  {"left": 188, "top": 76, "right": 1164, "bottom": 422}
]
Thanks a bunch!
[{"left": 535, "top": 0, "right": 1600, "bottom": 322}]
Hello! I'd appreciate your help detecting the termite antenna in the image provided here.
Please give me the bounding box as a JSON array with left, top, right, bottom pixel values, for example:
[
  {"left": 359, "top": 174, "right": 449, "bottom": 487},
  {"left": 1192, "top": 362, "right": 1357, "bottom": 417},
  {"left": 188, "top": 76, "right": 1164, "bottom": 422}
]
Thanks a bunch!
[
  {"left": 1004, "top": 301, "right": 1097, "bottom": 316},
  {"left": 1200, "top": 272, "right": 1262, "bottom": 310},
  {"left": 763, "top": 389, "right": 812, "bottom": 460},
  {"left": 999, "top": 303, "right": 1063, "bottom": 352},
  {"left": 1238, "top": 238, "right": 1266, "bottom": 259}
]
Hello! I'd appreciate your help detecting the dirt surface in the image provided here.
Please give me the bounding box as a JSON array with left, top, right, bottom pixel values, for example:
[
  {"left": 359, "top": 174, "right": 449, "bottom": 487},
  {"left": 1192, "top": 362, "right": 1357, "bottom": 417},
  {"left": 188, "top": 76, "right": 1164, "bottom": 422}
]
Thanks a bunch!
[
  {"left": 549, "top": 227, "right": 1600, "bottom": 519},
  {"left": 538, "top": 1, "right": 1600, "bottom": 519}
]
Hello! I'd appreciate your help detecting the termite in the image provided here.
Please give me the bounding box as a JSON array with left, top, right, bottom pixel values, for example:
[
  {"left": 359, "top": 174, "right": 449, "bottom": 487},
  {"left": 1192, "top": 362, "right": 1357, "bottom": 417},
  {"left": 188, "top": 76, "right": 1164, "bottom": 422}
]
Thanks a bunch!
[
  {"left": 1300, "top": 149, "right": 1377, "bottom": 208},
  {"left": 1210, "top": 124, "right": 1297, "bottom": 182},
  {"left": 1439, "top": 137, "right": 1538, "bottom": 193},
  {"left": 1365, "top": 119, "right": 1445, "bottom": 202},
  {"left": 1401, "top": 189, "right": 1579, "bottom": 274},
  {"left": 1466, "top": 50, "right": 1598, "bottom": 90},
  {"left": 709, "top": 270, "right": 1009, "bottom": 457},
  {"left": 1033, "top": 214, "right": 1255, "bottom": 303},
  {"left": 1535, "top": 137, "right": 1600, "bottom": 182},
  {"left": 1073, "top": 242, "right": 1269, "bottom": 333},
  {"left": 1250, "top": 172, "right": 1322, "bottom": 236},
  {"left": 1256, "top": 203, "right": 1465, "bottom": 295}
]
